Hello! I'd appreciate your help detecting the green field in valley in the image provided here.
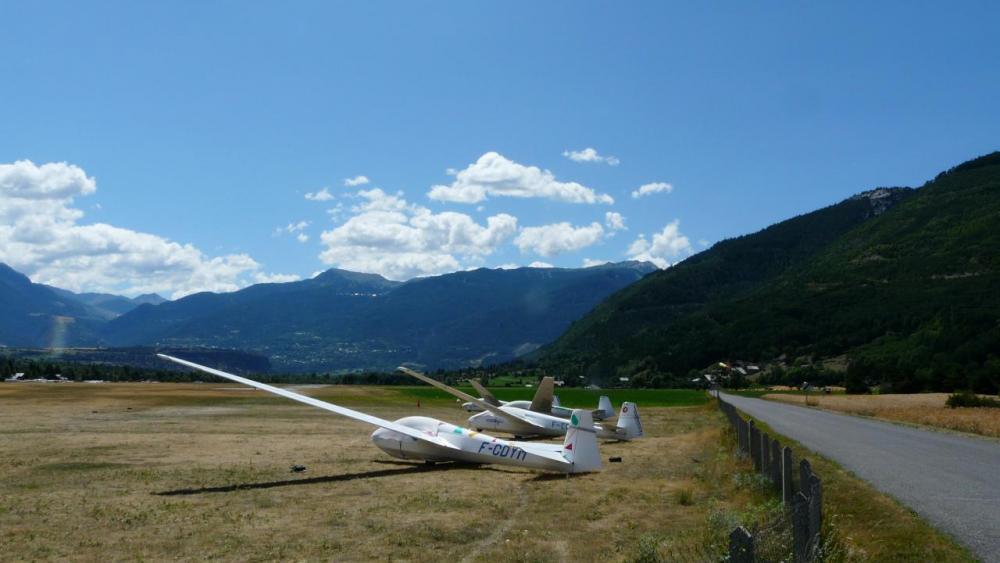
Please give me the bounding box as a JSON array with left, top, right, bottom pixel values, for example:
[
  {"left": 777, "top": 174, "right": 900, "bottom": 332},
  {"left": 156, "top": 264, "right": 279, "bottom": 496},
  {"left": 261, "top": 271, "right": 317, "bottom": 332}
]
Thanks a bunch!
[
  {"left": 388, "top": 386, "right": 709, "bottom": 408},
  {"left": 302, "top": 384, "right": 708, "bottom": 408}
]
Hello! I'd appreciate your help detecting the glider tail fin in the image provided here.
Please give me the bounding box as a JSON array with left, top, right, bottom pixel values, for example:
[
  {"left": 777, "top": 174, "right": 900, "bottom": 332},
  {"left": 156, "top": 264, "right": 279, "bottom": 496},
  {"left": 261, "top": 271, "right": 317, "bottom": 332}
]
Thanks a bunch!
[
  {"left": 615, "top": 402, "right": 643, "bottom": 440},
  {"left": 596, "top": 395, "right": 614, "bottom": 420},
  {"left": 562, "top": 409, "right": 602, "bottom": 473}
]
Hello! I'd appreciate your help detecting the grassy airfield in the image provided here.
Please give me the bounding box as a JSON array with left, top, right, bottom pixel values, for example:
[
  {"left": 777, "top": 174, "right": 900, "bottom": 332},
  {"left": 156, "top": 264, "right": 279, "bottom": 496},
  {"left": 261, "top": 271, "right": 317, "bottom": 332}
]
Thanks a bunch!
[{"left": 0, "top": 383, "right": 746, "bottom": 562}]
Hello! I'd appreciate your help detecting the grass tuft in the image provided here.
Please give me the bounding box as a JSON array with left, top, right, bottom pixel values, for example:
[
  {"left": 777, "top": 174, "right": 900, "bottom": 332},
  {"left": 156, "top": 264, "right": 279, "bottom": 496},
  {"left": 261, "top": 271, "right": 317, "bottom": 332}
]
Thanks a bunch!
[{"left": 946, "top": 391, "right": 1000, "bottom": 409}]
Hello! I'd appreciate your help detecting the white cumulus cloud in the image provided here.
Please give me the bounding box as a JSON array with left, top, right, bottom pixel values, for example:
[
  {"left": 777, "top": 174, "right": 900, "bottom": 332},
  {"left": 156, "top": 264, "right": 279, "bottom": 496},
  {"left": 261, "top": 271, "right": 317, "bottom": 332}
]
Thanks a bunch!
[
  {"left": 428, "top": 152, "right": 614, "bottom": 205},
  {"left": 514, "top": 221, "right": 605, "bottom": 257},
  {"left": 626, "top": 220, "right": 692, "bottom": 269},
  {"left": 528, "top": 261, "right": 555, "bottom": 268},
  {"left": 319, "top": 188, "right": 518, "bottom": 280},
  {"left": 582, "top": 258, "right": 609, "bottom": 267},
  {"left": 254, "top": 272, "right": 302, "bottom": 284},
  {"left": 631, "top": 182, "right": 674, "bottom": 199},
  {"left": 604, "top": 211, "right": 626, "bottom": 231},
  {"left": 305, "top": 187, "right": 334, "bottom": 201},
  {"left": 273, "top": 220, "right": 310, "bottom": 237},
  {"left": 0, "top": 160, "right": 96, "bottom": 199},
  {"left": 562, "top": 147, "right": 620, "bottom": 166},
  {"left": 343, "top": 175, "right": 370, "bottom": 187},
  {"left": 0, "top": 160, "right": 290, "bottom": 299}
]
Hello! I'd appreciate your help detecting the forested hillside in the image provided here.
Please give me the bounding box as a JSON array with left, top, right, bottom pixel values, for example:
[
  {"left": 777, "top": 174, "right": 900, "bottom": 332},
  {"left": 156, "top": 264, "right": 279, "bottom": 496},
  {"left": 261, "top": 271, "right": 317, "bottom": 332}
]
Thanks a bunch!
[
  {"left": 538, "top": 152, "right": 1000, "bottom": 393},
  {"left": 0, "top": 264, "right": 105, "bottom": 347}
]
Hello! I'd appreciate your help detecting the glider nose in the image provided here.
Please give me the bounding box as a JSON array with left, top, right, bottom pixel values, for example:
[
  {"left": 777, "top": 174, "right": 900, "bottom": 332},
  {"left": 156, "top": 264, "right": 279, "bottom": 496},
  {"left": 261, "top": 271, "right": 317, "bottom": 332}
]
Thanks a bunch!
[
  {"left": 370, "top": 427, "right": 395, "bottom": 446},
  {"left": 467, "top": 411, "right": 493, "bottom": 430},
  {"left": 370, "top": 428, "right": 407, "bottom": 459}
]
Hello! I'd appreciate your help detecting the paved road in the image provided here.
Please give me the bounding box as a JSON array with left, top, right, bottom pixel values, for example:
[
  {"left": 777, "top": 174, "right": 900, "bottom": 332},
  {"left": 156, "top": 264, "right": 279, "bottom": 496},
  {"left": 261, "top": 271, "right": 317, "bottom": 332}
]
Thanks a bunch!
[{"left": 720, "top": 393, "right": 1000, "bottom": 562}]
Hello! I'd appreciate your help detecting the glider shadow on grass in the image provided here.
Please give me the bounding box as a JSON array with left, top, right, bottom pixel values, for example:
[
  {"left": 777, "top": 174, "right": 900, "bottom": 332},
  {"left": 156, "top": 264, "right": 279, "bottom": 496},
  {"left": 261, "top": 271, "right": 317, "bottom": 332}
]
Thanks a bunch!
[{"left": 153, "top": 461, "right": 516, "bottom": 496}]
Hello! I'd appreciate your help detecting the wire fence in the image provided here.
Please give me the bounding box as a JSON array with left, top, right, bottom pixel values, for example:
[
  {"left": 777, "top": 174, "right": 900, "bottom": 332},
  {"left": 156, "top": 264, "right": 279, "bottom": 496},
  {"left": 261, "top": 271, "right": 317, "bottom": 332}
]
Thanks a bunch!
[{"left": 718, "top": 396, "right": 824, "bottom": 563}]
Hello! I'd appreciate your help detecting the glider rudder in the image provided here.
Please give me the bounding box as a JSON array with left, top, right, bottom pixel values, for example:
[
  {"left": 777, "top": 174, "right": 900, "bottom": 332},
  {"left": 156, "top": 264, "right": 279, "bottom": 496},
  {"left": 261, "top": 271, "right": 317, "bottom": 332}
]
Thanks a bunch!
[
  {"left": 616, "top": 401, "right": 643, "bottom": 439},
  {"left": 562, "top": 409, "right": 602, "bottom": 473},
  {"left": 597, "top": 395, "right": 614, "bottom": 419}
]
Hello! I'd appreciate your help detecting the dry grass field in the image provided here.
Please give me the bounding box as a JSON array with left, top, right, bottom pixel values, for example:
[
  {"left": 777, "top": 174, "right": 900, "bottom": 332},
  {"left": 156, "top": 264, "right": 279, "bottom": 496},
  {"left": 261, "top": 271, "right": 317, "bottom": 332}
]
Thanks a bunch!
[
  {"left": 0, "top": 382, "right": 754, "bottom": 562},
  {"left": 764, "top": 392, "right": 1000, "bottom": 439}
]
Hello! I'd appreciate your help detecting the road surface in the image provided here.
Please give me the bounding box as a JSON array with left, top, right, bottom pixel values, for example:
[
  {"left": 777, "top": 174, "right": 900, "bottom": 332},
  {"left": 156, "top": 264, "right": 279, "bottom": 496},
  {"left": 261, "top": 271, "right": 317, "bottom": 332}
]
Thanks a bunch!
[{"left": 720, "top": 393, "right": 1000, "bottom": 562}]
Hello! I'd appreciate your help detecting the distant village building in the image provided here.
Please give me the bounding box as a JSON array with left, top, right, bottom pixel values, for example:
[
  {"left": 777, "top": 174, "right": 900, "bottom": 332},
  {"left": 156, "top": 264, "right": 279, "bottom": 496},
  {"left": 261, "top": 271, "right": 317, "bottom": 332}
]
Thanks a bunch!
[{"left": 4, "top": 373, "right": 68, "bottom": 382}]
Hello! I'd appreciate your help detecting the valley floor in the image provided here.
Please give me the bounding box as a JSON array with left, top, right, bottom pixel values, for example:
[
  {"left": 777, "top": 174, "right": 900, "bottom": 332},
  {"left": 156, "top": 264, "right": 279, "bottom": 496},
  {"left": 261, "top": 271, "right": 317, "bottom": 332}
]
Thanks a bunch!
[{"left": 0, "top": 383, "right": 742, "bottom": 562}]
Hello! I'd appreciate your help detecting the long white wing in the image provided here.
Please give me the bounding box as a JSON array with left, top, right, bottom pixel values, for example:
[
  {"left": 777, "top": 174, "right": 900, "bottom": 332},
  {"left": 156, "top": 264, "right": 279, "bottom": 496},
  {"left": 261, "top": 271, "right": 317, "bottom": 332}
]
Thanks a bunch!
[
  {"left": 158, "top": 354, "right": 457, "bottom": 449},
  {"left": 397, "top": 367, "right": 544, "bottom": 431},
  {"left": 469, "top": 379, "right": 500, "bottom": 406}
]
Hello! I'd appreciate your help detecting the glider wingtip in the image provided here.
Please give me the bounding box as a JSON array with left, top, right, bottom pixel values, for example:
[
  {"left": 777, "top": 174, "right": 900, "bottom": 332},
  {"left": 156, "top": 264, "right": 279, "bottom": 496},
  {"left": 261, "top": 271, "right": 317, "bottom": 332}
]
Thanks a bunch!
[{"left": 157, "top": 353, "right": 186, "bottom": 365}]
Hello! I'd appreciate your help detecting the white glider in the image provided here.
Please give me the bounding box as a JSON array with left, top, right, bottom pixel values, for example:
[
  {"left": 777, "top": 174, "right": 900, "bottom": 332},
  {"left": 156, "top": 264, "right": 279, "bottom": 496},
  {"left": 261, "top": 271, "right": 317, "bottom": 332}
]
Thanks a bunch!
[
  {"left": 398, "top": 367, "right": 643, "bottom": 441},
  {"left": 158, "top": 354, "right": 601, "bottom": 473},
  {"left": 465, "top": 378, "right": 616, "bottom": 421}
]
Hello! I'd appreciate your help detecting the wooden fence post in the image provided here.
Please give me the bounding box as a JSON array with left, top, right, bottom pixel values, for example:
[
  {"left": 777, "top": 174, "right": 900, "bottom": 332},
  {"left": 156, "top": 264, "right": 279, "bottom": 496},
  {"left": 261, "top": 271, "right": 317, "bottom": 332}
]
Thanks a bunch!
[
  {"left": 808, "top": 474, "right": 823, "bottom": 542},
  {"left": 741, "top": 419, "right": 749, "bottom": 456},
  {"left": 792, "top": 492, "right": 810, "bottom": 563},
  {"left": 782, "top": 447, "right": 794, "bottom": 506},
  {"left": 729, "top": 526, "right": 755, "bottom": 563},
  {"left": 771, "top": 439, "right": 781, "bottom": 489},
  {"left": 760, "top": 432, "right": 770, "bottom": 476},
  {"left": 799, "top": 459, "right": 812, "bottom": 492},
  {"left": 737, "top": 419, "right": 746, "bottom": 454},
  {"left": 749, "top": 421, "right": 760, "bottom": 470}
]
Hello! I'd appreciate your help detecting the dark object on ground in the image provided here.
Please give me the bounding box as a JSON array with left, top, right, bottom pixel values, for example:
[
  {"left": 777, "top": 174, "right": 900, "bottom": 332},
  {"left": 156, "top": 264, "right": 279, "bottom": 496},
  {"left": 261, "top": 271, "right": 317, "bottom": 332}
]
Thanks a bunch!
[
  {"left": 609, "top": 456, "right": 622, "bottom": 463},
  {"left": 946, "top": 391, "right": 1000, "bottom": 409},
  {"left": 290, "top": 464, "right": 307, "bottom": 473}
]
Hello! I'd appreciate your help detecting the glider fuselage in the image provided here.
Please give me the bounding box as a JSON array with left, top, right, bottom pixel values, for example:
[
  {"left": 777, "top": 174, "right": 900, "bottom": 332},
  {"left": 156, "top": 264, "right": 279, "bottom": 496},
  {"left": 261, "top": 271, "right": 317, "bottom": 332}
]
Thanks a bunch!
[
  {"left": 369, "top": 416, "right": 573, "bottom": 472},
  {"left": 468, "top": 405, "right": 626, "bottom": 440}
]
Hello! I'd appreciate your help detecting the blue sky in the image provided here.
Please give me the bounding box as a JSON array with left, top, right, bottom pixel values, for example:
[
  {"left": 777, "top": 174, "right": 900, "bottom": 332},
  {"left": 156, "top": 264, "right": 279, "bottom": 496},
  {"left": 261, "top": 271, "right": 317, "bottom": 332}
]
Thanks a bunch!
[{"left": 1, "top": 2, "right": 998, "bottom": 297}]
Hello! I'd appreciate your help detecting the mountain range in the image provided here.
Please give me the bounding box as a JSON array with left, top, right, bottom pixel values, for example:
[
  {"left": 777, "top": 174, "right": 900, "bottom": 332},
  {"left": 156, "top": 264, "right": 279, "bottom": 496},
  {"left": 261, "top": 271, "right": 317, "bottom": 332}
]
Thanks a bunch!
[
  {"left": 2, "top": 151, "right": 997, "bottom": 390},
  {"left": 536, "top": 152, "right": 1000, "bottom": 393},
  {"left": 0, "top": 261, "right": 656, "bottom": 372}
]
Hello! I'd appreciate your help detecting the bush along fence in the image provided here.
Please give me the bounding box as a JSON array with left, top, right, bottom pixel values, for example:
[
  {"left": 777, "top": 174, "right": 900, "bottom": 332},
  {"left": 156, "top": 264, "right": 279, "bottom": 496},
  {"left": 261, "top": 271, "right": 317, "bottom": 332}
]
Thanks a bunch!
[{"left": 718, "top": 397, "right": 824, "bottom": 563}]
